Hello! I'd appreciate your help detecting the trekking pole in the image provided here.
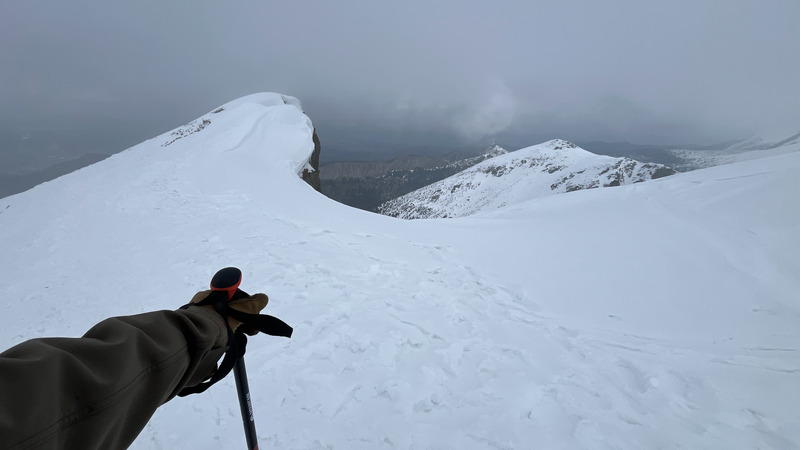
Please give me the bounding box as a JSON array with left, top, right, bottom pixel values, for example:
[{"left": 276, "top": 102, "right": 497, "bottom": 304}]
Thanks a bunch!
[
  {"left": 179, "top": 268, "right": 290, "bottom": 447},
  {"left": 209, "top": 267, "right": 259, "bottom": 450}
]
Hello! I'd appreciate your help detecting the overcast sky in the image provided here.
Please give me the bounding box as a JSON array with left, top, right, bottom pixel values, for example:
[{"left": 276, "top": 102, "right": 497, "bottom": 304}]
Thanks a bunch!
[{"left": 2, "top": 1, "right": 799, "bottom": 168}]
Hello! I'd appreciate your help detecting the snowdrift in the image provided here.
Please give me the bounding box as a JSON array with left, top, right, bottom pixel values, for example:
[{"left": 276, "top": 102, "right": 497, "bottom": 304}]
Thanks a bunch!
[{"left": 1, "top": 93, "right": 799, "bottom": 449}]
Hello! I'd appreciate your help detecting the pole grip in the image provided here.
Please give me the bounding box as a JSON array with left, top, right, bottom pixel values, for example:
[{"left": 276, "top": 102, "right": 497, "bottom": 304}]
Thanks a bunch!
[
  {"left": 210, "top": 267, "right": 242, "bottom": 300},
  {"left": 210, "top": 267, "right": 259, "bottom": 450}
]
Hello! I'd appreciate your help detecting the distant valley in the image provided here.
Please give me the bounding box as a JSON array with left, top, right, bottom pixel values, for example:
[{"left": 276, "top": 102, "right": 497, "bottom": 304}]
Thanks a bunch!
[
  {"left": 319, "top": 145, "right": 507, "bottom": 211},
  {"left": 320, "top": 132, "right": 800, "bottom": 215},
  {"left": 0, "top": 153, "right": 110, "bottom": 198}
]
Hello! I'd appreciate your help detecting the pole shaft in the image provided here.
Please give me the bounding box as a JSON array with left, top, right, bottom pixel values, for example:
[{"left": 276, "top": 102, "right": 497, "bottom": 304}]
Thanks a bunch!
[{"left": 233, "top": 356, "right": 259, "bottom": 450}]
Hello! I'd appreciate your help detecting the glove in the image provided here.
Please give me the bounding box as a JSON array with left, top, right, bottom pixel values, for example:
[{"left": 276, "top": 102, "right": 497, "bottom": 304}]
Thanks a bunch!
[{"left": 189, "top": 289, "right": 269, "bottom": 334}]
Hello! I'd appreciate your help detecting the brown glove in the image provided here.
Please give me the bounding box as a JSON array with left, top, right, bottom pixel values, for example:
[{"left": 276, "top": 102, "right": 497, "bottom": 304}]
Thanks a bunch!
[{"left": 190, "top": 289, "right": 269, "bottom": 334}]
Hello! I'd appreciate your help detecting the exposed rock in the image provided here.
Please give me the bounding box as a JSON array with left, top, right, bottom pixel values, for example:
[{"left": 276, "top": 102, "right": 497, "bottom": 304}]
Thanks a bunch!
[
  {"left": 301, "top": 129, "right": 322, "bottom": 192},
  {"left": 378, "top": 139, "right": 676, "bottom": 219}
]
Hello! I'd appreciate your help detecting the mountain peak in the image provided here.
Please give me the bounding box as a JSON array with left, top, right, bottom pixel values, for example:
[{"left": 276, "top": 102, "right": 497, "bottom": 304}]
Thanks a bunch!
[
  {"left": 483, "top": 144, "right": 509, "bottom": 157},
  {"left": 540, "top": 139, "right": 578, "bottom": 150},
  {"left": 378, "top": 140, "right": 675, "bottom": 219}
]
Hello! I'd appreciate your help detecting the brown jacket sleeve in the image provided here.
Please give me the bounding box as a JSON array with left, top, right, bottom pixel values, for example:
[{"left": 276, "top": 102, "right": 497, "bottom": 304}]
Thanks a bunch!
[{"left": 0, "top": 306, "right": 229, "bottom": 450}]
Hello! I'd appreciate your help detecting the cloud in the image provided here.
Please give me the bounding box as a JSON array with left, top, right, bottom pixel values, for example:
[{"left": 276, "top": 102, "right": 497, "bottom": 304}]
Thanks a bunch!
[
  {"left": 1, "top": 0, "right": 799, "bottom": 166},
  {"left": 453, "top": 83, "right": 517, "bottom": 140}
]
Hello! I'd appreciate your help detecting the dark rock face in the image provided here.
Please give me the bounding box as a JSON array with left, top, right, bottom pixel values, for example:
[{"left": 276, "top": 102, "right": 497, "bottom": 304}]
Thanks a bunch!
[
  {"left": 550, "top": 159, "right": 676, "bottom": 193},
  {"left": 301, "top": 129, "right": 322, "bottom": 192},
  {"left": 651, "top": 167, "right": 677, "bottom": 179}
]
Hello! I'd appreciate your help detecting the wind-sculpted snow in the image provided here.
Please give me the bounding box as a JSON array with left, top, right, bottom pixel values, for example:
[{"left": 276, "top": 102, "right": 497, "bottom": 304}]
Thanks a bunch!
[
  {"left": 379, "top": 139, "right": 675, "bottom": 219},
  {"left": 1, "top": 95, "right": 798, "bottom": 449}
]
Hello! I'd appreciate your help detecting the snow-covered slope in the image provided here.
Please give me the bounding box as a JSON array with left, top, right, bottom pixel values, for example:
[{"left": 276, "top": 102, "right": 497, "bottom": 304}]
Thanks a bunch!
[
  {"left": 1, "top": 94, "right": 799, "bottom": 449},
  {"left": 379, "top": 139, "right": 675, "bottom": 219},
  {"left": 669, "top": 131, "right": 800, "bottom": 171}
]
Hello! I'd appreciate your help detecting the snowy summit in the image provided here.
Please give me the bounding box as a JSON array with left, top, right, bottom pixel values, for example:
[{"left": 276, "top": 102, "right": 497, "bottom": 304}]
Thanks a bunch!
[
  {"left": 379, "top": 139, "right": 675, "bottom": 219},
  {"left": 1, "top": 93, "right": 799, "bottom": 449}
]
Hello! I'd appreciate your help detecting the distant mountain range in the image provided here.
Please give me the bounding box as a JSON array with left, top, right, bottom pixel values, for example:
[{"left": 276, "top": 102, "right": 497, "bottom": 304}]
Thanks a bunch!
[
  {"left": 0, "top": 153, "right": 110, "bottom": 198},
  {"left": 320, "top": 130, "right": 800, "bottom": 214},
  {"left": 582, "top": 131, "right": 800, "bottom": 171},
  {"left": 378, "top": 140, "right": 675, "bottom": 219},
  {"left": 664, "top": 131, "right": 800, "bottom": 171},
  {"left": 319, "top": 145, "right": 508, "bottom": 211},
  {"left": 5, "top": 128, "right": 797, "bottom": 208}
]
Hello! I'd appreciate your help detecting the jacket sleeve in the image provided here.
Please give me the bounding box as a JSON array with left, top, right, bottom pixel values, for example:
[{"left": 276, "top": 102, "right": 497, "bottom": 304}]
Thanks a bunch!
[{"left": 0, "top": 306, "right": 229, "bottom": 450}]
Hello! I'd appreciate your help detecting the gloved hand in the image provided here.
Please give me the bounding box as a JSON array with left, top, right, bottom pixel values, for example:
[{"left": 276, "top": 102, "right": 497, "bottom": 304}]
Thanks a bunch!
[{"left": 189, "top": 289, "right": 269, "bottom": 334}]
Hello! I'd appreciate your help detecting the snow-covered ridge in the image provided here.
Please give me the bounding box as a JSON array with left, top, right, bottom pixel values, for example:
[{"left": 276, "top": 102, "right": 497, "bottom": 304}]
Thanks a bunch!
[
  {"left": 668, "top": 130, "right": 800, "bottom": 171},
  {"left": 442, "top": 143, "right": 509, "bottom": 172},
  {"left": 379, "top": 139, "right": 674, "bottom": 219},
  {"left": 1, "top": 94, "right": 799, "bottom": 448},
  {"left": 155, "top": 92, "right": 314, "bottom": 177}
]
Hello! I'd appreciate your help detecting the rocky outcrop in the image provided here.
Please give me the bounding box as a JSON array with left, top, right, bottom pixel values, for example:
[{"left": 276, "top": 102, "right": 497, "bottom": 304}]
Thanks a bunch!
[{"left": 301, "top": 129, "right": 322, "bottom": 192}]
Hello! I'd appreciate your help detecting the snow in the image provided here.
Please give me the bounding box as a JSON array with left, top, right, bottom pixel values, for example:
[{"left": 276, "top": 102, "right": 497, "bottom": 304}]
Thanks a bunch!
[
  {"left": 379, "top": 139, "right": 674, "bottom": 219},
  {"left": 1, "top": 93, "right": 799, "bottom": 449},
  {"left": 669, "top": 131, "right": 800, "bottom": 170}
]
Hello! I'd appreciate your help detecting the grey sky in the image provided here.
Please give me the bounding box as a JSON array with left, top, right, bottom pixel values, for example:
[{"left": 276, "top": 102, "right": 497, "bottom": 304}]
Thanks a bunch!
[{"left": 2, "top": 1, "right": 799, "bottom": 168}]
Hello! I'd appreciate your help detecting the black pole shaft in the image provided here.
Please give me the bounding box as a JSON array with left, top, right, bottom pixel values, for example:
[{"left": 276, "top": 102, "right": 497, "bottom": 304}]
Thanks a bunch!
[
  {"left": 210, "top": 267, "right": 258, "bottom": 449},
  {"left": 233, "top": 356, "right": 259, "bottom": 450}
]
